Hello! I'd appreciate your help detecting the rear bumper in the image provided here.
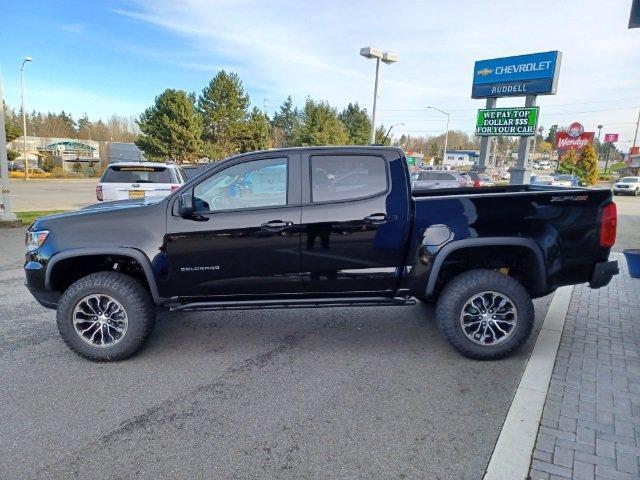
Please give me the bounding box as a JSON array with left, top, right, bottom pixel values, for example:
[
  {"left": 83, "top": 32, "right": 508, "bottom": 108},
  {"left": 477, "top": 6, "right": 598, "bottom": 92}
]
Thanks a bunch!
[{"left": 589, "top": 260, "right": 619, "bottom": 289}]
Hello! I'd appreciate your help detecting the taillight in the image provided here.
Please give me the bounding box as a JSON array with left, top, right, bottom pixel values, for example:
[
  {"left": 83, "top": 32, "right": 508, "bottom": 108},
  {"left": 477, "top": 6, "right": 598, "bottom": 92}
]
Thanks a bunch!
[
  {"left": 96, "top": 185, "right": 103, "bottom": 201},
  {"left": 599, "top": 202, "right": 617, "bottom": 248},
  {"left": 171, "top": 184, "right": 180, "bottom": 193},
  {"left": 473, "top": 179, "right": 481, "bottom": 188}
]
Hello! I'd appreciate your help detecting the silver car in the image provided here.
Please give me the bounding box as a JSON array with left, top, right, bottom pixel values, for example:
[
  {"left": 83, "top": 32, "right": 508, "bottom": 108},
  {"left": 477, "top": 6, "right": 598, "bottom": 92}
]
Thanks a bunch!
[{"left": 411, "top": 170, "right": 474, "bottom": 190}]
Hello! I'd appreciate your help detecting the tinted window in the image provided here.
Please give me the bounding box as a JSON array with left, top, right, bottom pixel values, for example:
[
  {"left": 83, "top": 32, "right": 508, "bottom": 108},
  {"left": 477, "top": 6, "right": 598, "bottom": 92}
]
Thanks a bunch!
[
  {"left": 102, "top": 165, "right": 171, "bottom": 183},
  {"left": 311, "top": 155, "right": 387, "bottom": 202},
  {"left": 193, "top": 158, "right": 287, "bottom": 212}
]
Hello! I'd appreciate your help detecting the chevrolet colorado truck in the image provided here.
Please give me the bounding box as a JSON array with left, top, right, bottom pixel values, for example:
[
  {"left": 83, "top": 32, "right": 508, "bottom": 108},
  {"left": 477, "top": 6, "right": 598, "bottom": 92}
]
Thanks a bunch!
[{"left": 24, "top": 146, "right": 619, "bottom": 361}]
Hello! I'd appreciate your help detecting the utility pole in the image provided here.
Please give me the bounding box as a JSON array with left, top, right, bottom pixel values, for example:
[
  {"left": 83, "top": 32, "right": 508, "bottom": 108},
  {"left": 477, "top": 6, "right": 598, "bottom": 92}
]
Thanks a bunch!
[
  {"left": 633, "top": 109, "right": 640, "bottom": 150},
  {"left": 0, "top": 72, "right": 18, "bottom": 223}
]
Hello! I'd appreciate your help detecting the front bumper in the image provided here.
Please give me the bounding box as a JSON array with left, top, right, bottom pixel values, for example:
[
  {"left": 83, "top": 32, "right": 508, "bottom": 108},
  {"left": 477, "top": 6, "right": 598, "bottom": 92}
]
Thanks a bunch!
[
  {"left": 589, "top": 260, "right": 619, "bottom": 289},
  {"left": 24, "top": 259, "right": 59, "bottom": 309}
]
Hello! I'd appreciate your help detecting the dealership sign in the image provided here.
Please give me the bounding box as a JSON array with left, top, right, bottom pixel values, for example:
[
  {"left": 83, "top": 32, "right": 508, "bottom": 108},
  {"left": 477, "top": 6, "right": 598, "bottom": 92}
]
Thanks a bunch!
[
  {"left": 555, "top": 122, "right": 594, "bottom": 151},
  {"left": 472, "top": 51, "right": 562, "bottom": 99},
  {"left": 604, "top": 133, "right": 619, "bottom": 143},
  {"left": 475, "top": 107, "right": 539, "bottom": 136}
]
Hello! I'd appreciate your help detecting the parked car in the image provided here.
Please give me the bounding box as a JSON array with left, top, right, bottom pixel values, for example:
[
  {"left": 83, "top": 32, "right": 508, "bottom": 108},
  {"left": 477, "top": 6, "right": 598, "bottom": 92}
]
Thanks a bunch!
[
  {"left": 530, "top": 174, "right": 554, "bottom": 185},
  {"left": 25, "top": 146, "right": 618, "bottom": 362},
  {"left": 411, "top": 170, "right": 474, "bottom": 189},
  {"left": 538, "top": 160, "right": 551, "bottom": 169},
  {"left": 612, "top": 176, "right": 640, "bottom": 196},
  {"left": 466, "top": 170, "right": 495, "bottom": 187},
  {"left": 552, "top": 174, "right": 579, "bottom": 187},
  {"left": 7, "top": 161, "right": 25, "bottom": 172},
  {"left": 96, "top": 162, "right": 186, "bottom": 201}
]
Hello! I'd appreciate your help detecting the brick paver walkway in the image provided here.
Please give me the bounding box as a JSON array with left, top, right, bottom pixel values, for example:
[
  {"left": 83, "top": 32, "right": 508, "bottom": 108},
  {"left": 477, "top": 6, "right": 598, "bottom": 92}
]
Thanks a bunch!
[{"left": 529, "top": 255, "right": 640, "bottom": 480}]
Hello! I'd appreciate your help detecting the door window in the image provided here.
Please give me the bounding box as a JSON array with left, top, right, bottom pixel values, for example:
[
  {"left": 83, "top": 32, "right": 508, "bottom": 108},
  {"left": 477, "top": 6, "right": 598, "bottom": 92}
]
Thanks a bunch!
[
  {"left": 310, "top": 155, "right": 387, "bottom": 203},
  {"left": 193, "top": 158, "right": 288, "bottom": 212}
]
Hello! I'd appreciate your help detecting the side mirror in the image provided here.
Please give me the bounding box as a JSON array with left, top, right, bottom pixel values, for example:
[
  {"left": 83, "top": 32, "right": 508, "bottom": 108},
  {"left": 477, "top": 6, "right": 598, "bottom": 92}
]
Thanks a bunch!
[{"left": 177, "top": 191, "right": 195, "bottom": 218}]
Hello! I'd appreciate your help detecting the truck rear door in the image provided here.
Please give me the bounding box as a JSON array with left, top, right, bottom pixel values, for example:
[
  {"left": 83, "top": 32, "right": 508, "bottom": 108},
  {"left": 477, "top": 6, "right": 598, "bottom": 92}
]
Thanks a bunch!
[{"left": 299, "top": 149, "right": 410, "bottom": 294}]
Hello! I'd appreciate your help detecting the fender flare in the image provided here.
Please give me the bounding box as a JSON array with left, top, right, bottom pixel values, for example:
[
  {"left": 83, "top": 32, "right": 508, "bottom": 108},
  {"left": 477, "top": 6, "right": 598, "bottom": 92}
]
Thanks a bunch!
[
  {"left": 45, "top": 247, "right": 161, "bottom": 304},
  {"left": 424, "top": 237, "right": 546, "bottom": 296}
]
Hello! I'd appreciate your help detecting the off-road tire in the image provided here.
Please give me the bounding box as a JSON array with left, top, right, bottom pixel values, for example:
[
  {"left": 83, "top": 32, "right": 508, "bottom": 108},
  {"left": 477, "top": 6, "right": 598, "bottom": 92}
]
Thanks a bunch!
[
  {"left": 57, "top": 272, "right": 155, "bottom": 361},
  {"left": 435, "top": 269, "right": 534, "bottom": 360}
]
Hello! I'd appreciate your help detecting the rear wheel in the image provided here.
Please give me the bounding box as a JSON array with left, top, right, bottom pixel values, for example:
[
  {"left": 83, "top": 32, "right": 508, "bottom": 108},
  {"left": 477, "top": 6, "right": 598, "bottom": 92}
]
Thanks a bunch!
[
  {"left": 435, "top": 269, "right": 534, "bottom": 360},
  {"left": 56, "top": 272, "right": 155, "bottom": 361}
]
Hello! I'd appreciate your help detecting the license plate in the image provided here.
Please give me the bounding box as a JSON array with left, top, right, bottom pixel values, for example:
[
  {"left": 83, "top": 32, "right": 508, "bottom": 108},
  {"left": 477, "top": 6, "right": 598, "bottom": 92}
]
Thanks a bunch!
[
  {"left": 128, "top": 190, "right": 145, "bottom": 199},
  {"left": 618, "top": 185, "right": 628, "bottom": 188}
]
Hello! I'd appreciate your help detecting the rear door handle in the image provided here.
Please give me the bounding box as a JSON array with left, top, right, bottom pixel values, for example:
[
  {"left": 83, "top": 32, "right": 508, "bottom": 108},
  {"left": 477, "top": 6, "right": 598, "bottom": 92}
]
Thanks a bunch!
[
  {"left": 363, "top": 213, "right": 389, "bottom": 224},
  {"left": 261, "top": 220, "right": 293, "bottom": 231}
]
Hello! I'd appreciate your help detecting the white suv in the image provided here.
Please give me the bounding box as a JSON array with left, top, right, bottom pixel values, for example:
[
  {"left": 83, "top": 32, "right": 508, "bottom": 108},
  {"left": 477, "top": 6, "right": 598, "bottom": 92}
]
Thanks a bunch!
[
  {"left": 97, "top": 162, "right": 186, "bottom": 202},
  {"left": 612, "top": 176, "right": 640, "bottom": 196}
]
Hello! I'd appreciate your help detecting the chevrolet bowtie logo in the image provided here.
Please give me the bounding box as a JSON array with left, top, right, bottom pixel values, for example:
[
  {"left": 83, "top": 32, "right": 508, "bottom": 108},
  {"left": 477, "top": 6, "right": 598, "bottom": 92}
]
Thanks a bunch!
[{"left": 476, "top": 68, "right": 493, "bottom": 76}]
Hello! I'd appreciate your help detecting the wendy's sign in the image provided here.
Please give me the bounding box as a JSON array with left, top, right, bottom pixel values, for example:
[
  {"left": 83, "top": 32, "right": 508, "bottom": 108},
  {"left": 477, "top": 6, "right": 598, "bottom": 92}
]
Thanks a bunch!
[{"left": 555, "top": 123, "right": 594, "bottom": 151}]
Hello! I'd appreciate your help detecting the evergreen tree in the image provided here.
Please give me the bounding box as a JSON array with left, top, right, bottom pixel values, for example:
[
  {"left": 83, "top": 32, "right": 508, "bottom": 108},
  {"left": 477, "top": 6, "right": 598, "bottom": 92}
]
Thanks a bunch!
[
  {"left": 197, "top": 70, "right": 250, "bottom": 158},
  {"left": 556, "top": 150, "right": 578, "bottom": 174},
  {"left": 576, "top": 144, "right": 598, "bottom": 186},
  {"left": 545, "top": 125, "right": 558, "bottom": 144},
  {"left": 3, "top": 102, "right": 21, "bottom": 142},
  {"left": 236, "top": 107, "right": 270, "bottom": 153},
  {"left": 338, "top": 102, "right": 370, "bottom": 145},
  {"left": 136, "top": 89, "right": 203, "bottom": 163},
  {"left": 272, "top": 96, "right": 300, "bottom": 147},
  {"left": 375, "top": 124, "right": 391, "bottom": 145},
  {"left": 292, "top": 99, "right": 348, "bottom": 146}
]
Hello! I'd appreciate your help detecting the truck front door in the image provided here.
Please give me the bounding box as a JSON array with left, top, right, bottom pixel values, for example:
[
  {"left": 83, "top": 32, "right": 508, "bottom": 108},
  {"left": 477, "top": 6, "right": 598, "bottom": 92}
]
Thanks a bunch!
[{"left": 164, "top": 153, "right": 302, "bottom": 298}]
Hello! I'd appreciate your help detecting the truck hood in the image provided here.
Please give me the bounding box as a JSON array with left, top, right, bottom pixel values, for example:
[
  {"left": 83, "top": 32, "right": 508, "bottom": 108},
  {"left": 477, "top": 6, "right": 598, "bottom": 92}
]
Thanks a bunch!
[{"left": 29, "top": 197, "right": 166, "bottom": 231}]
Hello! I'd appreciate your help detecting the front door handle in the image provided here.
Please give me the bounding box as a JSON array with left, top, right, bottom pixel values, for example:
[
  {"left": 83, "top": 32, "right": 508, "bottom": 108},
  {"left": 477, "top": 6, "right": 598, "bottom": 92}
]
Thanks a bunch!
[
  {"left": 261, "top": 220, "right": 293, "bottom": 231},
  {"left": 363, "top": 213, "right": 388, "bottom": 224}
]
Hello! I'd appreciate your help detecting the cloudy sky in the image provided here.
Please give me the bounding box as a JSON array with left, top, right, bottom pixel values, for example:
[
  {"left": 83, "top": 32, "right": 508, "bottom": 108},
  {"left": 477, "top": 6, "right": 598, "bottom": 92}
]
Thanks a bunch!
[{"left": 1, "top": 0, "right": 639, "bottom": 146}]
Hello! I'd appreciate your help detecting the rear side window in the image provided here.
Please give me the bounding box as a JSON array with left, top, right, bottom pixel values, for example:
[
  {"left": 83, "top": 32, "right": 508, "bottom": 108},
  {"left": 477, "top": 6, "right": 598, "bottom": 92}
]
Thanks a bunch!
[
  {"left": 102, "top": 165, "right": 171, "bottom": 183},
  {"left": 311, "top": 155, "right": 387, "bottom": 203}
]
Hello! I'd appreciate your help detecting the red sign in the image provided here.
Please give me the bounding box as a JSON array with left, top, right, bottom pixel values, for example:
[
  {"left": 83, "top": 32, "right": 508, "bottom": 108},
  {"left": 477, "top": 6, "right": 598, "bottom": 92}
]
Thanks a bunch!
[
  {"left": 604, "top": 133, "right": 619, "bottom": 143},
  {"left": 555, "top": 131, "right": 595, "bottom": 151},
  {"left": 567, "top": 122, "right": 585, "bottom": 138}
]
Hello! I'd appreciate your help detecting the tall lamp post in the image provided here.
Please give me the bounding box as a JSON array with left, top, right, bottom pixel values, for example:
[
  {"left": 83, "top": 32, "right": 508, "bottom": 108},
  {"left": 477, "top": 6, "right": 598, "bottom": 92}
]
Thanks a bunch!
[
  {"left": 597, "top": 124, "right": 603, "bottom": 163},
  {"left": 426, "top": 106, "right": 450, "bottom": 164},
  {"left": 20, "top": 56, "right": 32, "bottom": 180},
  {"left": 360, "top": 47, "right": 398, "bottom": 144}
]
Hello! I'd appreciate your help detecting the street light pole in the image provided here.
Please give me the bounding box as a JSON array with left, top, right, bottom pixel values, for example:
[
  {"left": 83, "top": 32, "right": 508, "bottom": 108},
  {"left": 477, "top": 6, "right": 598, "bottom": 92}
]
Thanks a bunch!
[
  {"left": 360, "top": 47, "right": 398, "bottom": 145},
  {"left": 20, "top": 56, "right": 32, "bottom": 181},
  {"left": 370, "top": 57, "right": 380, "bottom": 144},
  {"left": 426, "top": 106, "right": 450, "bottom": 164}
]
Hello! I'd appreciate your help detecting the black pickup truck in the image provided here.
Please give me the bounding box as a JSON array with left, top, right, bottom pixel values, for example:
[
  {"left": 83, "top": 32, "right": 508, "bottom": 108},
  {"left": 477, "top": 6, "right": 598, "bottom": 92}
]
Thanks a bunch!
[{"left": 24, "top": 147, "right": 618, "bottom": 361}]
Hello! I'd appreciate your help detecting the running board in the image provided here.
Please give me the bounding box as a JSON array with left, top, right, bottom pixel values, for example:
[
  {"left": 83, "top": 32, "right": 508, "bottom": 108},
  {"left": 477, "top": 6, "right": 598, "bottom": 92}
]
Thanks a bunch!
[{"left": 169, "top": 296, "right": 416, "bottom": 312}]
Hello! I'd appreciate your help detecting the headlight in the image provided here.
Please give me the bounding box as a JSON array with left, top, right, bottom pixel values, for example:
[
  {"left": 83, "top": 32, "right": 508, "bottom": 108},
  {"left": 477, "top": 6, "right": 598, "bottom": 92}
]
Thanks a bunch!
[{"left": 26, "top": 230, "right": 49, "bottom": 253}]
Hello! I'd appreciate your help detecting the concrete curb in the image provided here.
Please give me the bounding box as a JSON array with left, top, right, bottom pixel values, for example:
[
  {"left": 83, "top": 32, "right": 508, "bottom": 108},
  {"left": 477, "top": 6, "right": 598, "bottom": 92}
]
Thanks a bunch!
[{"left": 484, "top": 285, "right": 574, "bottom": 480}]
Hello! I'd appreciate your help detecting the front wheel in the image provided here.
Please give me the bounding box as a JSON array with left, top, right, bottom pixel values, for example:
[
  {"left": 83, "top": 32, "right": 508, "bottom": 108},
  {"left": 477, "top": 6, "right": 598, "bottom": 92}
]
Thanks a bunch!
[
  {"left": 435, "top": 269, "right": 534, "bottom": 360},
  {"left": 56, "top": 272, "right": 156, "bottom": 361}
]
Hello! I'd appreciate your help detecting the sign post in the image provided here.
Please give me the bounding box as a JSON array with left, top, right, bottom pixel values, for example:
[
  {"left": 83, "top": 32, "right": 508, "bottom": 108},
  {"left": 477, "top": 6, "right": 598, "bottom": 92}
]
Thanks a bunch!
[
  {"left": 476, "top": 98, "right": 496, "bottom": 172},
  {"left": 603, "top": 133, "right": 619, "bottom": 172},
  {"left": 471, "top": 51, "right": 561, "bottom": 183}
]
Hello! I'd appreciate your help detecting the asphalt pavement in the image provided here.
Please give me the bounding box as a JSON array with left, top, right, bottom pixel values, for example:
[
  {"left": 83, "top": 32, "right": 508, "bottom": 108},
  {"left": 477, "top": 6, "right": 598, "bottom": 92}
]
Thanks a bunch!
[
  {"left": 0, "top": 225, "right": 552, "bottom": 480},
  {"left": 6, "top": 178, "right": 96, "bottom": 212}
]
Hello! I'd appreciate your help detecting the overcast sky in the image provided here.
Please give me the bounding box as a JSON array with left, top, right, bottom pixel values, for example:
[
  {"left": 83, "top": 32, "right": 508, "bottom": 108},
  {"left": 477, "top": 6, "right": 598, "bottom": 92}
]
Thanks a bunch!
[{"left": 1, "top": 0, "right": 639, "bottom": 146}]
